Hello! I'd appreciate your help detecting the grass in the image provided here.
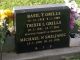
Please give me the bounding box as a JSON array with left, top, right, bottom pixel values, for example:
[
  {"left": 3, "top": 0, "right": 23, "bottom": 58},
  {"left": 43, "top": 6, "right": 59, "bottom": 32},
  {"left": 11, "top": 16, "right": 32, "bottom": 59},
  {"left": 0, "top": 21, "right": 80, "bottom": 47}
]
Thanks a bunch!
[
  {"left": 76, "top": 0, "right": 80, "bottom": 7},
  {"left": 0, "top": 0, "right": 64, "bottom": 9},
  {"left": 0, "top": 0, "right": 80, "bottom": 9}
]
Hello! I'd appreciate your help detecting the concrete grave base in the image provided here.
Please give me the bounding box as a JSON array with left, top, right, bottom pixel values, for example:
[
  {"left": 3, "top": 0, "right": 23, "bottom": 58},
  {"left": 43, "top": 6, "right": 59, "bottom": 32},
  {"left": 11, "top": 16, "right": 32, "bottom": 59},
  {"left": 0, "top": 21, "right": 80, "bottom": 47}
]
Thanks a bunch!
[{"left": 1, "top": 47, "right": 80, "bottom": 60}]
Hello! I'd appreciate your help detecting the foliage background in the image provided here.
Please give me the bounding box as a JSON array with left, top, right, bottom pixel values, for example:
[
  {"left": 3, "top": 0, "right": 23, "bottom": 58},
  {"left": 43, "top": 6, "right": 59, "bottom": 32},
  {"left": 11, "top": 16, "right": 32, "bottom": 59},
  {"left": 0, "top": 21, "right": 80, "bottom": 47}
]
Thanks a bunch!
[
  {"left": 0, "top": 0, "right": 80, "bottom": 9},
  {"left": 0, "top": 0, "right": 64, "bottom": 9}
]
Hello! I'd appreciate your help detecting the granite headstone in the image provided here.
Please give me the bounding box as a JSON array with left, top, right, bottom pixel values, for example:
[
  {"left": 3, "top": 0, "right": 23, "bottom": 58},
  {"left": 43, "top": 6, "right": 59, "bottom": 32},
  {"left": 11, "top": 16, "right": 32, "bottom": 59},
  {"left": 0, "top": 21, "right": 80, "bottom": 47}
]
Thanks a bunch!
[{"left": 14, "top": 4, "right": 70, "bottom": 53}]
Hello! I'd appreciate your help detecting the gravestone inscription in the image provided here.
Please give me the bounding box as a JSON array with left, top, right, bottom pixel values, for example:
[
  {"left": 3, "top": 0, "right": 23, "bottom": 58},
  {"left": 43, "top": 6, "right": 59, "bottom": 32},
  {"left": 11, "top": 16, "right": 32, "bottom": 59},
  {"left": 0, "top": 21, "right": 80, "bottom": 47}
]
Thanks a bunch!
[{"left": 14, "top": 4, "right": 70, "bottom": 53}]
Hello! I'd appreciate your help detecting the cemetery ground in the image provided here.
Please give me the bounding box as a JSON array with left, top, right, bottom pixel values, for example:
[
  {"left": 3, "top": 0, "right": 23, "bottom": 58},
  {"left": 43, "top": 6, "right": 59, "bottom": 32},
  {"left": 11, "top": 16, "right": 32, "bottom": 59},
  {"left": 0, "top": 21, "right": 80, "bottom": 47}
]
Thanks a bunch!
[{"left": 0, "top": 0, "right": 80, "bottom": 60}]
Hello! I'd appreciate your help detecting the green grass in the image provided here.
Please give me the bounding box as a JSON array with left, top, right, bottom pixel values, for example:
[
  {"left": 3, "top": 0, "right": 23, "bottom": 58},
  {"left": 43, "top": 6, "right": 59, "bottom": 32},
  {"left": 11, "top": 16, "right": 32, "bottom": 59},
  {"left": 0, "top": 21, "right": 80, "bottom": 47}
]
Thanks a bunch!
[
  {"left": 76, "top": 0, "right": 80, "bottom": 7},
  {"left": 0, "top": 0, "right": 80, "bottom": 9},
  {"left": 0, "top": 0, "right": 64, "bottom": 9}
]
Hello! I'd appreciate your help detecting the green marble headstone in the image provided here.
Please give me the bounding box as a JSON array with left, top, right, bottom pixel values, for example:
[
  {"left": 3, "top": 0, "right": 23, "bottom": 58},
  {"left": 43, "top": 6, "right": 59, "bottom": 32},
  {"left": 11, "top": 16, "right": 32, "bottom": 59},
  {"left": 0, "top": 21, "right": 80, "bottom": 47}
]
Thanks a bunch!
[{"left": 14, "top": 4, "right": 70, "bottom": 53}]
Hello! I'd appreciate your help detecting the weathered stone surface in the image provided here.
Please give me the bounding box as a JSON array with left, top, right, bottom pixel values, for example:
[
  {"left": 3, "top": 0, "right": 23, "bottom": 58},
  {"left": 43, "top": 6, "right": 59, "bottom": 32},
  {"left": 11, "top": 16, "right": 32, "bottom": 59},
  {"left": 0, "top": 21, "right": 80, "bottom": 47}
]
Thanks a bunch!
[{"left": 1, "top": 46, "right": 80, "bottom": 60}]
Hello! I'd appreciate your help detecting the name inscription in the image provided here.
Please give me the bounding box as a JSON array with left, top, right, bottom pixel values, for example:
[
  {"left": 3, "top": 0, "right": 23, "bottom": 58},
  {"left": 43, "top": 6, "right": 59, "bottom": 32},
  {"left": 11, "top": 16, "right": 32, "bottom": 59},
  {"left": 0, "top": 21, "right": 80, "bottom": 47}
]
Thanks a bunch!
[{"left": 15, "top": 5, "right": 70, "bottom": 52}]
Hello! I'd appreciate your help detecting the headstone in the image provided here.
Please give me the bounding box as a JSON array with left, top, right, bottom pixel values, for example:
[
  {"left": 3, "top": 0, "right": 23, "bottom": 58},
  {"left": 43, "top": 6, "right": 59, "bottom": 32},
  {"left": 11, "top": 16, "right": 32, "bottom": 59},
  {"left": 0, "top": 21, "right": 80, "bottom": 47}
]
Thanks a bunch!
[{"left": 13, "top": 4, "right": 70, "bottom": 53}]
